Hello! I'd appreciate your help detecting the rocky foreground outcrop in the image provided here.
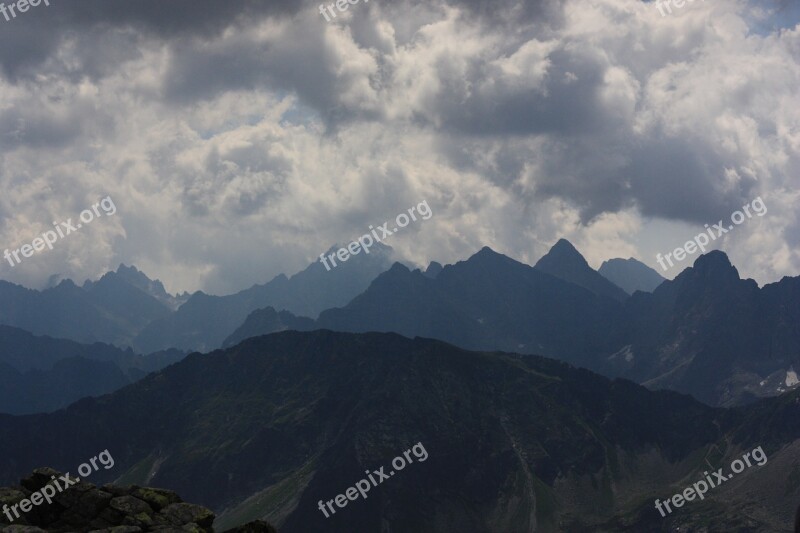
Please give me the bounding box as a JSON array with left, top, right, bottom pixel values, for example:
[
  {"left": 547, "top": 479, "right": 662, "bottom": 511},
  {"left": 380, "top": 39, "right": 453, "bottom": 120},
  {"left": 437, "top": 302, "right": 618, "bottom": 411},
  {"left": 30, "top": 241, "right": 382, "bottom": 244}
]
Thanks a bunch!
[{"left": 0, "top": 468, "right": 276, "bottom": 533}]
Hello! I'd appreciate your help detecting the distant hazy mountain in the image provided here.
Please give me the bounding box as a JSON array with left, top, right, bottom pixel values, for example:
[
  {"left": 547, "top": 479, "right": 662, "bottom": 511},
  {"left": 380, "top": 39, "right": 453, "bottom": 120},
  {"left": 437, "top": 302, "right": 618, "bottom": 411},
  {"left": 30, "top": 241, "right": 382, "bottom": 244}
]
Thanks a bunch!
[
  {"left": 0, "top": 325, "right": 185, "bottom": 414},
  {"left": 133, "top": 243, "right": 395, "bottom": 353},
  {"left": 599, "top": 257, "right": 666, "bottom": 294},
  {"left": 534, "top": 238, "right": 629, "bottom": 301},
  {"left": 606, "top": 251, "right": 800, "bottom": 406},
  {"left": 316, "top": 246, "right": 627, "bottom": 368},
  {"left": 0, "top": 264, "right": 178, "bottom": 346},
  {"left": 222, "top": 307, "right": 315, "bottom": 348},
  {"left": 0, "top": 331, "right": 794, "bottom": 532},
  {"left": 86, "top": 263, "right": 190, "bottom": 310}
]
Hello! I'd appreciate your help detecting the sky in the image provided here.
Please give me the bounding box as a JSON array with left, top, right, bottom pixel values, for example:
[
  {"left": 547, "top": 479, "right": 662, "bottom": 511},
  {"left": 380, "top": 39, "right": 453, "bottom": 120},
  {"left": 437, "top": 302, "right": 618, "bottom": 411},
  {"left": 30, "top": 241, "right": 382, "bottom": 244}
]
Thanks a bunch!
[{"left": 0, "top": 0, "right": 797, "bottom": 295}]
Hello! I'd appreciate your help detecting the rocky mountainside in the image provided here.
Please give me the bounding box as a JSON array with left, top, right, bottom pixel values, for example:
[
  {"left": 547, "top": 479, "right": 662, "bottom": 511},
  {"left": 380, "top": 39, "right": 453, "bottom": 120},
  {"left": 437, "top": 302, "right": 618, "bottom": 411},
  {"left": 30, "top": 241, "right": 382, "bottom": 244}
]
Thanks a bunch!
[
  {"left": 608, "top": 251, "right": 800, "bottom": 406},
  {"left": 0, "top": 468, "right": 276, "bottom": 532},
  {"left": 0, "top": 331, "right": 797, "bottom": 532}
]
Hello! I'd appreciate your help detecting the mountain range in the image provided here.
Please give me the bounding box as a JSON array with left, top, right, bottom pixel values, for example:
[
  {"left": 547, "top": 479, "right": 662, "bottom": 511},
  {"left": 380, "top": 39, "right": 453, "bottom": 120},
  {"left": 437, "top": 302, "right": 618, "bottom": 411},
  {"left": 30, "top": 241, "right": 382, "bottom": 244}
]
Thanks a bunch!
[
  {"left": 0, "top": 331, "right": 796, "bottom": 532},
  {"left": 2, "top": 240, "right": 799, "bottom": 531},
  {"left": 131, "top": 243, "right": 396, "bottom": 353},
  {"left": 228, "top": 244, "right": 800, "bottom": 407},
  {"left": 2, "top": 239, "right": 798, "bottom": 411},
  {"left": 0, "top": 265, "right": 172, "bottom": 347}
]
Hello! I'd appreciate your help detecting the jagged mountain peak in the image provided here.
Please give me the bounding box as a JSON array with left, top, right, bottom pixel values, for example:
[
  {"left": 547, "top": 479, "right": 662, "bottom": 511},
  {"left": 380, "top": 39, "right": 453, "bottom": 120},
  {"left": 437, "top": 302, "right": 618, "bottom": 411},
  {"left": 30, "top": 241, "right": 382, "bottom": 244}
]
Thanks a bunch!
[
  {"left": 550, "top": 237, "right": 584, "bottom": 256},
  {"left": 424, "top": 261, "right": 443, "bottom": 278},
  {"left": 692, "top": 250, "right": 737, "bottom": 276},
  {"left": 535, "top": 239, "right": 593, "bottom": 277},
  {"left": 386, "top": 261, "right": 412, "bottom": 274},
  {"left": 465, "top": 246, "right": 517, "bottom": 267},
  {"left": 473, "top": 245, "right": 502, "bottom": 258},
  {"left": 535, "top": 239, "right": 628, "bottom": 301},
  {"left": 669, "top": 250, "right": 743, "bottom": 290},
  {"left": 116, "top": 263, "right": 140, "bottom": 274}
]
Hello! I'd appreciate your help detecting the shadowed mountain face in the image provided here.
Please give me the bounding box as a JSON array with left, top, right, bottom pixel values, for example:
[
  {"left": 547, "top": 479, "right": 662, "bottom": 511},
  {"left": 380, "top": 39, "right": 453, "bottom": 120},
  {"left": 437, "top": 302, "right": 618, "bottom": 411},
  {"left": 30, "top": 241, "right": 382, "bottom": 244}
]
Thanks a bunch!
[
  {"left": 0, "top": 326, "right": 185, "bottom": 414},
  {"left": 534, "top": 239, "right": 629, "bottom": 302},
  {"left": 316, "top": 247, "right": 628, "bottom": 369},
  {"left": 598, "top": 257, "right": 666, "bottom": 295},
  {"left": 133, "top": 243, "right": 395, "bottom": 353},
  {"left": 0, "top": 331, "right": 796, "bottom": 532},
  {"left": 607, "top": 251, "right": 800, "bottom": 406}
]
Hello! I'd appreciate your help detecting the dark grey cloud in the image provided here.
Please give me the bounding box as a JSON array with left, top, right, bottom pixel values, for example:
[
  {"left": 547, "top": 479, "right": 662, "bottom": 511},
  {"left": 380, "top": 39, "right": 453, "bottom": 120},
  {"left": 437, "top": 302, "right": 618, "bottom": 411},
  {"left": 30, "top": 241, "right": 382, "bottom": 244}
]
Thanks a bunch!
[
  {"left": 0, "top": 0, "right": 302, "bottom": 79},
  {"left": 422, "top": 47, "right": 614, "bottom": 136},
  {"left": 423, "top": 0, "right": 565, "bottom": 27},
  {"left": 0, "top": 0, "right": 796, "bottom": 293}
]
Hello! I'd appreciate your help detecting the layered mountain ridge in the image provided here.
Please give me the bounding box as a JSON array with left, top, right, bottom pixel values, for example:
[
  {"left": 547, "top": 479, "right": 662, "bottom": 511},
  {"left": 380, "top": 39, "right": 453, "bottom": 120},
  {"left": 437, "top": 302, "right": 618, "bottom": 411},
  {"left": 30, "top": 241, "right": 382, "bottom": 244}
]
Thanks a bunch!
[
  {"left": 132, "top": 243, "right": 396, "bottom": 353},
  {"left": 0, "top": 331, "right": 796, "bottom": 532},
  {"left": 0, "top": 325, "right": 184, "bottom": 414},
  {"left": 234, "top": 244, "right": 800, "bottom": 407},
  {"left": 2, "top": 239, "right": 798, "bottom": 409}
]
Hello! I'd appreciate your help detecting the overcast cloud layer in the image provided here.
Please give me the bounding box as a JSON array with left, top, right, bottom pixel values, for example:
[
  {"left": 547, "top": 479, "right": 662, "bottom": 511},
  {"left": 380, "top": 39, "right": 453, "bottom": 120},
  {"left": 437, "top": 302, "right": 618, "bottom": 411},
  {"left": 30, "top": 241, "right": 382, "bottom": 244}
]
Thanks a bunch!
[{"left": 0, "top": 0, "right": 797, "bottom": 294}]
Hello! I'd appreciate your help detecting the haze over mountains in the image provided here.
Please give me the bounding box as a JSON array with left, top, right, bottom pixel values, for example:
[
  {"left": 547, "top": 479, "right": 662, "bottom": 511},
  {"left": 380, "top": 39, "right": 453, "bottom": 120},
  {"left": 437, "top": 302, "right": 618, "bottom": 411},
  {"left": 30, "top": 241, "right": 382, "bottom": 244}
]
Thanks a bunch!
[
  {"left": 132, "top": 243, "right": 396, "bottom": 353},
  {"left": 0, "top": 326, "right": 184, "bottom": 414},
  {"left": 598, "top": 257, "right": 666, "bottom": 295},
  {"left": 0, "top": 265, "right": 173, "bottom": 347},
  {"left": 2, "top": 238, "right": 799, "bottom": 409}
]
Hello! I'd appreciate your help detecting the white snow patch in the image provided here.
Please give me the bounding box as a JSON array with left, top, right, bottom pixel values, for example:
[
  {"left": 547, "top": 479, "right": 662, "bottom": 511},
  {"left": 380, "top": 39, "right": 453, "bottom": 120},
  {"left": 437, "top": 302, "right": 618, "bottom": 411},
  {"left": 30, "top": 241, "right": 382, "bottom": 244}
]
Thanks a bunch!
[
  {"left": 608, "top": 345, "right": 634, "bottom": 362},
  {"left": 786, "top": 369, "right": 799, "bottom": 387}
]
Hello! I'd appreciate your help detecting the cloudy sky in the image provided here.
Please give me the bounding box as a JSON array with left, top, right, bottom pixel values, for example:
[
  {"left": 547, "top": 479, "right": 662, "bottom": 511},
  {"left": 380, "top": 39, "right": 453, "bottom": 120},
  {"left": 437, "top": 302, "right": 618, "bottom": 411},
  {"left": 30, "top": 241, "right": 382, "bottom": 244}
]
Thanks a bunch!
[{"left": 0, "top": 0, "right": 797, "bottom": 295}]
